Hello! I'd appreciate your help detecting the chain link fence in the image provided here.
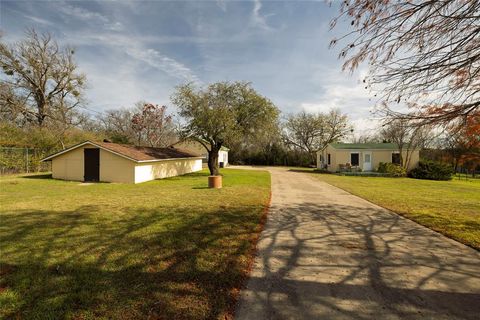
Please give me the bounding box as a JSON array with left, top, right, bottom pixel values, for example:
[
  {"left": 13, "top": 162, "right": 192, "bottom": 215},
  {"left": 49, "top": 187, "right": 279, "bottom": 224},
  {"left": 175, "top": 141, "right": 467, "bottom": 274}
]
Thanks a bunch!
[{"left": 0, "top": 147, "right": 51, "bottom": 175}]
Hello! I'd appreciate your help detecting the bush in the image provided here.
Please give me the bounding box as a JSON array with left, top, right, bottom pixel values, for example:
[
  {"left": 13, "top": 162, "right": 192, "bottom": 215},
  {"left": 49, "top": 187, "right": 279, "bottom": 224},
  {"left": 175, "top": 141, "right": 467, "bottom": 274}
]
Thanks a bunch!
[
  {"left": 377, "top": 162, "right": 406, "bottom": 177},
  {"left": 408, "top": 160, "right": 453, "bottom": 181}
]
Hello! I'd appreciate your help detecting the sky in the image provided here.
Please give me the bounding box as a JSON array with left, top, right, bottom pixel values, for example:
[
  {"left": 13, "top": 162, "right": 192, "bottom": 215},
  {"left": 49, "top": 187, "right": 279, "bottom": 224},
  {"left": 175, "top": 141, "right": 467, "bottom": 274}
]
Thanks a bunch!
[{"left": 0, "top": 0, "right": 381, "bottom": 136}]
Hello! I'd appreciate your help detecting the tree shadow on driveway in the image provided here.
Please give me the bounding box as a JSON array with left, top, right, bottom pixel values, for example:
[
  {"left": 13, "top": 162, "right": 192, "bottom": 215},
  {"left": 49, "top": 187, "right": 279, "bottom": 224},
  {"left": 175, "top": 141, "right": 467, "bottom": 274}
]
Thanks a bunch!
[{"left": 236, "top": 201, "right": 480, "bottom": 320}]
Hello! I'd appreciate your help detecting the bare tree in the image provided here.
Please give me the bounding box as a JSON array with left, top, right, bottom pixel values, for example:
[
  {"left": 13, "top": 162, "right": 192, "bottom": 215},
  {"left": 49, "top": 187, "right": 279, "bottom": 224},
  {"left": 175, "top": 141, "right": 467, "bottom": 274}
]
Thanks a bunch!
[
  {"left": 100, "top": 102, "right": 176, "bottom": 147},
  {"left": 352, "top": 133, "right": 382, "bottom": 144},
  {"left": 380, "top": 119, "right": 431, "bottom": 169},
  {"left": 331, "top": 0, "right": 480, "bottom": 126},
  {"left": 283, "top": 109, "right": 351, "bottom": 163},
  {"left": 131, "top": 102, "right": 176, "bottom": 147},
  {"left": 0, "top": 82, "right": 30, "bottom": 124},
  {"left": 100, "top": 108, "right": 135, "bottom": 144},
  {"left": 442, "top": 113, "right": 480, "bottom": 172},
  {"left": 0, "top": 29, "right": 86, "bottom": 126}
]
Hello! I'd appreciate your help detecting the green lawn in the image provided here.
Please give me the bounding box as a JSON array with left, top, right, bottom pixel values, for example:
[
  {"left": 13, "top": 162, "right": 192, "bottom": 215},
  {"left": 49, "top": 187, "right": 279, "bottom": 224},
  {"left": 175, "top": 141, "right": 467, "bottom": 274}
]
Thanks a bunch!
[
  {"left": 301, "top": 171, "right": 480, "bottom": 250},
  {"left": 0, "top": 169, "right": 270, "bottom": 320}
]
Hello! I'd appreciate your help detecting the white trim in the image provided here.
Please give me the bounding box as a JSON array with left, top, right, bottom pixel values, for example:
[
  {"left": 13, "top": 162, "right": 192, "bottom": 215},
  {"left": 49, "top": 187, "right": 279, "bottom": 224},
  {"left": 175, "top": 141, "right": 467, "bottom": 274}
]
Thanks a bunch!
[
  {"left": 41, "top": 141, "right": 138, "bottom": 162},
  {"left": 40, "top": 141, "right": 88, "bottom": 161},
  {"left": 337, "top": 148, "right": 400, "bottom": 151},
  {"left": 363, "top": 151, "right": 372, "bottom": 171},
  {"left": 328, "top": 145, "right": 418, "bottom": 151},
  {"left": 41, "top": 141, "right": 203, "bottom": 163},
  {"left": 136, "top": 157, "right": 203, "bottom": 163}
]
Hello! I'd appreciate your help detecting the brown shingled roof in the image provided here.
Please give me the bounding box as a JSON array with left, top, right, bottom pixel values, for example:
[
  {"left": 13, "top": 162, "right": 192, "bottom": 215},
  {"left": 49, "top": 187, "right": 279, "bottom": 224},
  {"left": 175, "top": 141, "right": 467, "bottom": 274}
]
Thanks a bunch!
[
  {"left": 42, "top": 141, "right": 202, "bottom": 162},
  {"left": 94, "top": 141, "right": 201, "bottom": 161}
]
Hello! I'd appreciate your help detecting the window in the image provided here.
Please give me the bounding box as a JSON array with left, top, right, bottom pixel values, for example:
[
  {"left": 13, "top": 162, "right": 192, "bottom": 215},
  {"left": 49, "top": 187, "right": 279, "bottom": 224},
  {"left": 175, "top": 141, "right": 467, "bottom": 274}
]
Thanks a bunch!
[
  {"left": 392, "top": 153, "right": 401, "bottom": 165},
  {"left": 351, "top": 153, "right": 359, "bottom": 166},
  {"left": 364, "top": 154, "right": 371, "bottom": 163},
  {"left": 327, "top": 153, "right": 331, "bottom": 165}
]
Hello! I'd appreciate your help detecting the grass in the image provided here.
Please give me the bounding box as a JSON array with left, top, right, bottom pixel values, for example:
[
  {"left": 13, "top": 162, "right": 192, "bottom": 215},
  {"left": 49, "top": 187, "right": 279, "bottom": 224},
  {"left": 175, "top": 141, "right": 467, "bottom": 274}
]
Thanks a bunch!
[
  {"left": 299, "top": 170, "right": 480, "bottom": 250},
  {"left": 0, "top": 169, "right": 271, "bottom": 320}
]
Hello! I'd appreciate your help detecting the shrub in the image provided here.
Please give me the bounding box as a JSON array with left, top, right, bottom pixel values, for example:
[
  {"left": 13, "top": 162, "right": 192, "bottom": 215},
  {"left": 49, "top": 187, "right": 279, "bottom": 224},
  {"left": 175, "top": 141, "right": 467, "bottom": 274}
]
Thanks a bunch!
[
  {"left": 408, "top": 160, "right": 453, "bottom": 181},
  {"left": 377, "top": 162, "right": 406, "bottom": 177}
]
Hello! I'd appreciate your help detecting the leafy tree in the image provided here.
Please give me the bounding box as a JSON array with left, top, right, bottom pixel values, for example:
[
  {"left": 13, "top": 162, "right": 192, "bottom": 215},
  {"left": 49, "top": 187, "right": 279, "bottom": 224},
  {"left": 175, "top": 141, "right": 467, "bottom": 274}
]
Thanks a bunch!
[
  {"left": 0, "top": 120, "right": 101, "bottom": 173},
  {"left": 283, "top": 109, "right": 351, "bottom": 163},
  {"left": 0, "top": 29, "right": 86, "bottom": 127},
  {"left": 331, "top": 0, "right": 480, "bottom": 126},
  {"left": 228, "top": 112, "right": 281, "bottom": 165},
  {"left": 171, "top": 81, "right": 279, "bottom": 176}
]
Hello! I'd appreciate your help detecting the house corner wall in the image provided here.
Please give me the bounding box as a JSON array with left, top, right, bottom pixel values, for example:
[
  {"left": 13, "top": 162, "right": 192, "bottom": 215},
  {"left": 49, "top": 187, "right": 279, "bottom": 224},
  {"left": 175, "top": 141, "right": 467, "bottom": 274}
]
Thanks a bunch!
[
  {"left": 99, "top": 149, "right": 135, "bottom": 183},
  {"left": 134, "top": 158, "right": 203, "bottom": 184},
  {"left": 51, "top": 147, "right": 84, "bottom": 181}
]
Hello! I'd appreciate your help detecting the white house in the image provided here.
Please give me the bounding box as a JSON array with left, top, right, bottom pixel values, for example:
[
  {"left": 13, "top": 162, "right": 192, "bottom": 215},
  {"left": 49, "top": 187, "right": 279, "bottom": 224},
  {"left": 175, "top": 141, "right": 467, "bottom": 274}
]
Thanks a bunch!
[
  {"left": 171, "top": 139, "right": 229, "bottom": 167},
  {"left": 317, "top": 143, "right": 420, "bottom": 172},
  {"left": 41, "top": 140, "right": 203, "bottom": 183}
]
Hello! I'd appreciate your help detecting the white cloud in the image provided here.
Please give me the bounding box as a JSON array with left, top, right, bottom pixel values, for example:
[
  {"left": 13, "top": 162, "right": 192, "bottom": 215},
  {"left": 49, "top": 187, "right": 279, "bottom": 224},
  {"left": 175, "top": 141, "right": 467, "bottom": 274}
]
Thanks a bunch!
[
  {"left": 57, "top": 1, "right": 124, "bottom": 31},
  {"left": 105, "top": 21, "right": 123, "bottom": 31},
  {"left": 22, "top": 14, "right": 53, "bottom": 26},
  {"left": 295, "top": 65, "right": 381, "bottom": 136},
  {"left": 58, "top": 3, "right": 108, "bottom": 23},
  {"left": 78, "top": 54, "right": 172, "bottom": 112},
  {"left": 216, "top": 0, "right": 227, "bottom": 12},
  {"left": 251, "top": 0, "right": 273, "bottom": 31},
  {"left": 350, "top": 118, "right": 382, "bottom": 139},
  {"left": 125, "top": 47, "right": 200, "bottom": 84}
]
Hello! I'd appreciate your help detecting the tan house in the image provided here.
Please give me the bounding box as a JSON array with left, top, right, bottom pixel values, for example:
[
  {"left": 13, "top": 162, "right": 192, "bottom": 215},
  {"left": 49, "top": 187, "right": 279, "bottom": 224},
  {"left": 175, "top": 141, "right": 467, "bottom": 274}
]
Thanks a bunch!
[
  {"left": 317, "top": 143, "right": 420, "bottom": 172},
  {"left": 41, "top": 140, "right": 203, "bottom": 183},
  {"left": 171, "top": 139, "right": 229, "bottom": 167}
]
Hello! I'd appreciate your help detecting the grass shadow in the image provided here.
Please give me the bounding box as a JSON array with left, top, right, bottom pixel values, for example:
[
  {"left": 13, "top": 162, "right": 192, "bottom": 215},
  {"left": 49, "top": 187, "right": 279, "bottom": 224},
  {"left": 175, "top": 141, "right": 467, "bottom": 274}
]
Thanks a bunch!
[
  {"left": 288, "top": 169, "right": 327, "bottom": 174},
  {"left": 0, "top": 203, "right": 267, "bottom": 319},
  {"left": 20, "top": 173, "right": 53, "bottom": 179}
]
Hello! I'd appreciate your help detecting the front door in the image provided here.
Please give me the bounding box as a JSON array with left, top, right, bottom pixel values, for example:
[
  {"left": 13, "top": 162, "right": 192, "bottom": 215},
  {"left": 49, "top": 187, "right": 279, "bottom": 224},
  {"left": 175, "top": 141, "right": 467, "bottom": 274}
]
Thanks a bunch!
[
  {"left": 363, "top": 152, "right": 372, "bottom": 171},
  {"left": 84, "top": 148, "right": 100, "bottom": 182}
]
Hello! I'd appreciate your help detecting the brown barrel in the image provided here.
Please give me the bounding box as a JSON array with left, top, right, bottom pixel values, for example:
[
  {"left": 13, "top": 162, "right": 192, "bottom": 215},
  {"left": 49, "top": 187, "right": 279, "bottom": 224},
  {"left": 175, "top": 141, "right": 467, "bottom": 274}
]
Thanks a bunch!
[{"left": 208, "top": 175, "right": 222, "bottom": 188}]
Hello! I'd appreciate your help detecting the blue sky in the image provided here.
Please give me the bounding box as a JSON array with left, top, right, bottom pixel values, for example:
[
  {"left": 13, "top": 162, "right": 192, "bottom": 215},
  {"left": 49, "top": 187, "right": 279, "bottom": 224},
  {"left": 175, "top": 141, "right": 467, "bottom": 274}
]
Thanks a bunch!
[{"left": 0, "top": 0, "right": 379, "bottom": 134}]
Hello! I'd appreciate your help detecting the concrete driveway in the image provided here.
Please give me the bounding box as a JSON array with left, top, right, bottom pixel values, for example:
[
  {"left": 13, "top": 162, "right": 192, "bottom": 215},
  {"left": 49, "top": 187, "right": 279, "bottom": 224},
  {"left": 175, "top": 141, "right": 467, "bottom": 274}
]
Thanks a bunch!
[{"left": 234, "top": 166, "right": 480, "bottom": 320}]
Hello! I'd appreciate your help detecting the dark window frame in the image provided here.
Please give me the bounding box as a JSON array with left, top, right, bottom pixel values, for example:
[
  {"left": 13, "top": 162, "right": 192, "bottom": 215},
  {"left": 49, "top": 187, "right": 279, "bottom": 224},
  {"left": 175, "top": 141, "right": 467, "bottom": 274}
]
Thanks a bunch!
[
  {"left": 392, "top": 152, "right": 401, "bottom": 165},
  {"left": 350, "top": 153, "right": 360, "bottom": 166},
  {"left": 327, "top": 153, "right": 331, "bottom": 165}
]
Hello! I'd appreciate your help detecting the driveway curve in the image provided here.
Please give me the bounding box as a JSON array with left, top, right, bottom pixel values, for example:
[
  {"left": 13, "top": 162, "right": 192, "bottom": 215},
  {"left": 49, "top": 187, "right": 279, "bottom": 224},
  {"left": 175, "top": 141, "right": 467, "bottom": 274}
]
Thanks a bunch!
[{"left": 234, "top": 166, "right": 480, "bottom": 320}]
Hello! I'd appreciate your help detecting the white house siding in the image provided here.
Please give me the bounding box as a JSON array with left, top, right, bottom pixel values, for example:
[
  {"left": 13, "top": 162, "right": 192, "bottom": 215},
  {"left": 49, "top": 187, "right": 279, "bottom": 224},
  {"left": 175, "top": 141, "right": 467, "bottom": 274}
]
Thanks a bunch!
[
  {"left": 174, "top": 140, "right": 229, "bottom": 166},
  {"left": 134, "top": 158, "right": 203, "bottom": 184},
  {"left": 51, "top": 143, "right": 135, "bottom": 183},
  {"left": 219, "top": 150, "right": 228, "bottom": 166},
  {"left": 317, "top": 146, "right": 420, "bottom": 172},
  {"left": 99, "top": 149, "right": 135, "bottom": 183},
  {"left": 51, "top": 147, "right": 84, "bottom": 181}
]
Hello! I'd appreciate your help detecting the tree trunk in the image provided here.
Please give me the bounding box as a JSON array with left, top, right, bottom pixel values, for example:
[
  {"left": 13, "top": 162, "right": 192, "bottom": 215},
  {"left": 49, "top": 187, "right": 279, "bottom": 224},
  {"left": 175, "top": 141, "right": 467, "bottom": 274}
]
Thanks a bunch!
[
  {"left": 309, "top": 152, "right": 317, "bottom": 166},
  {"left": 398, "top": 146, "right": 405, "bottom": 168},
  {"left": 208, "top": 149, "right": 220, "bottom": 176},
  {"left": 35, "top": 93, "right": 47, "bottom": 126}
]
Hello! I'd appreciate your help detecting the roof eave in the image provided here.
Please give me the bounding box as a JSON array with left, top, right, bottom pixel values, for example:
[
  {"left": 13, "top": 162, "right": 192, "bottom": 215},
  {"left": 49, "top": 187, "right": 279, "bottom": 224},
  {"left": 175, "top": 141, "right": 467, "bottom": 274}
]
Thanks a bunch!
[
  {"left": 41, "top": 140, "right": 204, "bottom": 163},
  {"left": 136, "top": 156, "right": 204, "bottom": 163},
  {"left": 41, "top": 140, "right": 138, "bottom": 162}
]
